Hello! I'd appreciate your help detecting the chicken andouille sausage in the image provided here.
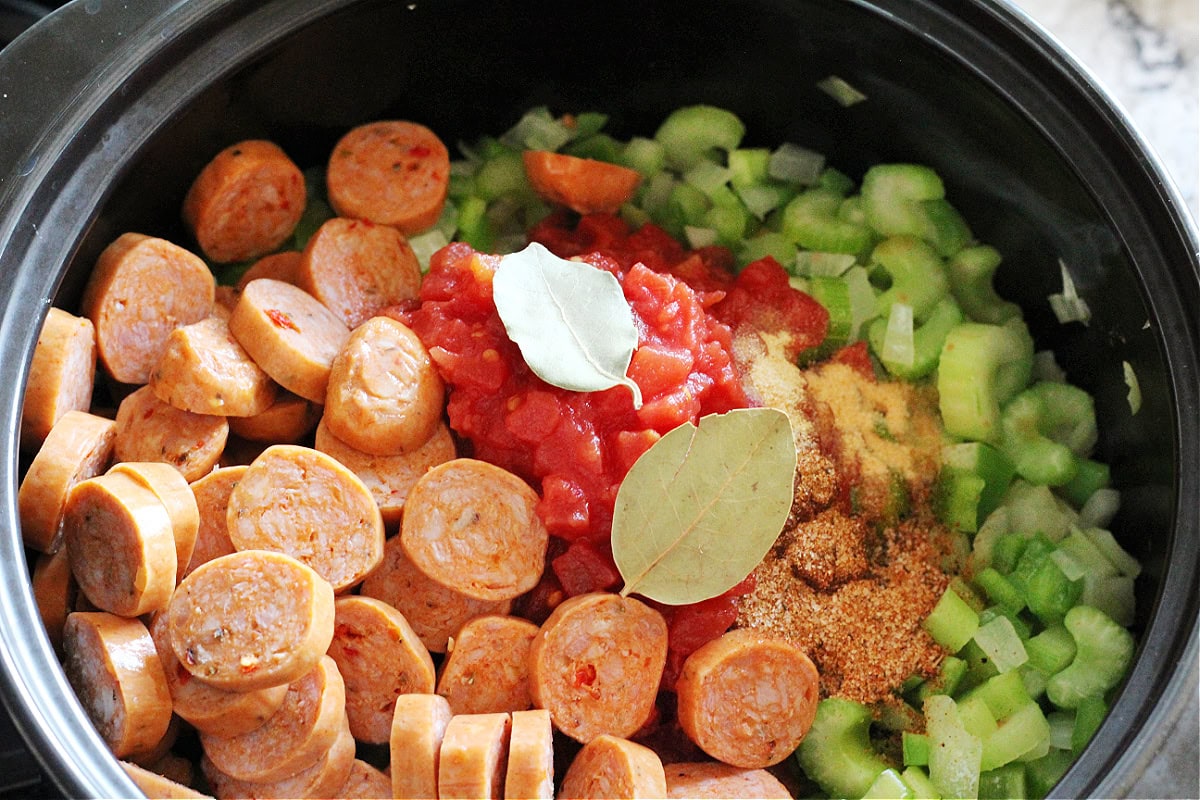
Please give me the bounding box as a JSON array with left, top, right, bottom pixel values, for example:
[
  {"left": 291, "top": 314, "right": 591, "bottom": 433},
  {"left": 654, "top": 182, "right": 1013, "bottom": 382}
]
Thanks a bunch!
[
  {"left": 323, "top": 315, "right": 444, "bottom": 455},
  {"left": 401, "top": 458, "right": 548, "bottom": 602},
  {"left": 503, "top": 708, "right": 554, "bottom": 800},
  {"left": 332, "top": 759, "right": 393, "bottom": 800},
  {"left": 522, "top": 150, "right": 643, "bottom": 216},
  {"left": 81, "top": 232, "right": 216, "bottom": 385},
  {"left": 126, "top": 711, "right": 183, "bottom": 769},
  {"left": 120, "top": 760, "right": 213, "bottom": 800},
  {"left": 109, "top": 461, "right": 200, "bottom": 583},
  {"left": 360, "top": 534, "right": 512, "bottom": 654},
  {"left": 674, "top": 627, "right": 820, "bottom": 769},
  {"left": 236, "top": 250, "right": 304, "bottom": 290},
  {"left": 20, "top": 307, "right": 96, "bottom": 453},
  {"left": 183, "top": 465, "right": 245, "bottom": 579},
  {"left": 150, "top": 316, "right": 278, "bottom": 417},
  {"left": 227, "top": 390, "right": 322, "bottom": 444},
  {"left": 437, "top": 614, "right": 539, "bottom": 716},
  {"left": 662, "top": 761, "right": 794, "bottom": 799},
  {"left": 390, "top": 693, "right": 453, "bottom": 800},
  {"left": 527, "top": 592, "right": 668, "bottom": 744},
  {"left": 228, "top": 277, "right": 351, "bottom": 403},
  {"left": 17, "top": 409, "right": 115, "bottom": 553},
  {"left": 201, "top": 716, "right": 356, "bottom": 800},
  {"left": 168, "top": 549, "right": 335, "bottom": 692},
  {"left": 114, "top": 385, "right": 229, "bottom": 482},
  {"left": 437, "top": 712, "right": 512, "bottom": 800},
  {"left": 557, "top": 734, "right": 667, "bottom": 800},
  {"left": 297, "top": 217, "right": 423, "bottom": 329},
  {"left": 201, "top": 655, "right": 348, "bottom": 783},
  {"left": 63, "top": 471, "right": 177, "bottom": 617},
  {"left": 31, "top": 548, "right": 77, "bottom": 654},
  {"left": 62, "top": 611, "right": 173, "bottom": 759},
  {"left": 226, "top": 444, "right": 385, "bottom": 592},
  {"left": 147, "top": 611, "right": 289, "bottom": 739},
  {"left": 325, "top": 120, "right": 450, "bottom": 235},
  {"left": 182, "top": 139, "right": 306, "bottom": 264},
  {"left": 327, "top": 595, "right": 436, "bottom": 744},
  {"left": 314, "top": 417, "right": 456, "bottom": 530}
]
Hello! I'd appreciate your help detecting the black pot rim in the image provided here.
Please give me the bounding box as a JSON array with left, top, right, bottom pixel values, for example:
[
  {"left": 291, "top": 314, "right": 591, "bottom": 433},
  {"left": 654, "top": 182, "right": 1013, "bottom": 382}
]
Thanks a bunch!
[{"left": 0, "top": 1, "right": 1197, "bottom": 798}]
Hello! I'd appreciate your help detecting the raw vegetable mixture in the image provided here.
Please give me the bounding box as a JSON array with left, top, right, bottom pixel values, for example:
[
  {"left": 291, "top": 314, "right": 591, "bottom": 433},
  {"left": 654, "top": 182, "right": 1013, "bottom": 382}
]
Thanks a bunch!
[{"left": 18, "top": 102, "right": 1143, "bottom": 800}]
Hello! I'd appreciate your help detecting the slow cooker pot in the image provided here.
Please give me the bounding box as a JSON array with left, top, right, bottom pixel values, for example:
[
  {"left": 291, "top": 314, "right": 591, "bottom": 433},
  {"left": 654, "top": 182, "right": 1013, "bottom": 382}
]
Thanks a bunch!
[{"left": 0, "top": 1, "right": 1196, "bottom": 797}]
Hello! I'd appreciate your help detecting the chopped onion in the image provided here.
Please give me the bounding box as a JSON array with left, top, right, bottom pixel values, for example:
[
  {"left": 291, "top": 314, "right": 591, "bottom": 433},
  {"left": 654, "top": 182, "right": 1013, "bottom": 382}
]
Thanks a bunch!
[
  {"left": 1048, "top": 259, "right": 1092, "bottom": 324},
  {"left": 794, "top": 251, "right": 857, "bottom": 278},
  {"left": 817, "top": 75, "right": 868, "bottom": 107},
  {"left": 1032, "top": 349, "right": 1067, "bottom": 383},
  {"left": 1049, "top": 548, "right": 1088, "bottom": 582},
  {"left": 881, "top": 302, "right": 915, "bottom": 367},
  {"left": 735, "top": 184, "right": 785, "bottom": 220},
  {"left": 684, "top": 225, "right": 719, "bottom": 249},
  {"left": 683, "top": 160, "right": 733, "bottom": 196},
  {"left": 1079, "top": 486, "right": 1121, "bottom": 529},
  {"left": 768, "top": 142, "right": 825, "bottom": 185},
  {"left": 1123, "top": 360, "right": 1142, "bottom": 415},
  {"left": 1084, "top": 526, "right": 1142, "bottom": 578},
  {"left": 973, "top": 615, "right": 1028, "bottom": 673},
  {"left": 501, "top": 106, "right": 572, "bottom": 151}
]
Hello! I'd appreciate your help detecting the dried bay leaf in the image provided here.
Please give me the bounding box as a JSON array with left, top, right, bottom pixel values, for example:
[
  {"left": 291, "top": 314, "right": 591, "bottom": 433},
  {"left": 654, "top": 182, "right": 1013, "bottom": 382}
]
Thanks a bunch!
[
  {"left": 493, "top": 242, "right": 643, "bottom": 407},
  {"left": 612, "top": 407, "right": 797, "bottom": 605}
]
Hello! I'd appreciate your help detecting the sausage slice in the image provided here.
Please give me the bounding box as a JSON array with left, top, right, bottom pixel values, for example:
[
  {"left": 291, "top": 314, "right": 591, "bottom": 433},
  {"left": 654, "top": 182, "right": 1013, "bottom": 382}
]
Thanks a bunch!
[
  {"left": 20, "top": 307, "right": 95, "bottom": 452},
  {"left": 390, "top": 693, "right": 453, "bottom": 800},
  {"left": 109, "top": 461, "right": 200, "bottom": 583},
  {"left": 503, "top": 708, "right": 554, "bottom": 800},
  {"left": 183, "top": 465, "right": 244, "bottom": 579},
  {"left": 120, "top": 760, "right": 212, "bottom": 799},
  {"left": 201, "top": 717, "right": 356, "bottom": 800},
  {"left": 663, "top": 761, "right": 794, "bottom": 798},
  {"left": 522, "top": 150, "right": 642, "bottom": 215},
  {"left": 114, "top": 385, "right": 229, "bottom": 482},
  {"left": 437, "top": 712, "right": 512, "bottom": 800},
  {"left": 332, "top": 759, "right": 393, "bottom": 799},
  {"left": 150, "top": 316, "right": 278, "bottom": 417},
  {"left": 437, "top": 615, "right": 539, "bottom": 716},
  {"left": 557, "top": 734, "right": 666, "bottom": 800}
]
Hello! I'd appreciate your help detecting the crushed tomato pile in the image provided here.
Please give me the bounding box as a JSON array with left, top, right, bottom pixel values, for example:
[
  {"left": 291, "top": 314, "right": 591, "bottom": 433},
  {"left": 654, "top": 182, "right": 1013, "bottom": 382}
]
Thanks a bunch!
[{"left": 402, "top": 212, "right": 831, "bottom": 685}]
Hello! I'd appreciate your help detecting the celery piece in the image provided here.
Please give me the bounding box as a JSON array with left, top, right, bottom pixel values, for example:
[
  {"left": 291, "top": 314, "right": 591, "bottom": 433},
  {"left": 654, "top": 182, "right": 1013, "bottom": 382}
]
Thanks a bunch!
[
  {"left": 665, "top": 182, "right": 711, "bottom": 238},
  {"left": 735, "top": 182, "right": 792, "bottom": 221},
  {"left": 409, "top": 229, "right": 450, "bottom": 273},
  {"left": 870, "top": 235, "right": 950, "bottom": 320},
  {"left": 1083, "top": 527, "right": 1141, "bottom": 578},
  {"left": 638, "top": 170, "right": 678, "bottom": 222},
  {"left": 1047, "top": 710, "right": 1076, "bottom": 750},
  {"left": 727, "top": 147, "right": 771, "bottom": 188},
  {"left": 925, "top": 695, "right": 983, "bottom": 800},
  {"left": 980, "top": 701, "right": 1051, "bottom": 772},
  {"left": 474, "top": 148, "right": 532, "bottom": 202},
  {"left": 781, "top": 188, "right": 874, "bottom": 254},
  {"left": 564, "top": 132, "right": 622, "bottom": 163},
  {"left": 844, "top": 265, "right": 879, "bottom": 341},
  {"left": 795, "top": 251, "right": 858, "bottom": 278},
  {"left": 569, "top": 111, "right": 610, "bottom": 139},
  {"left": 912, "top": 656, "right": 969, "bottom": 704},
  {"left": 1045, "top": 605, "right": 1135, "bottom": 710},
  {"left": 1070, "top": 694, "right": 1107, "bottom": 754},
  {"left": 1024, "top": 557, "right": 1083, "bottom": 626},
  {"left": 769, "top": 142, "right": 826, "bottom": 186},
  {"left": 800, "top": 275, "right": 854, "bottom": 363},
  {"left": 1025, "top": 748, "right": 1074, "bottom": 798},
  {"left": 1000, "top": 382, "right": 1098, "bottom": 487},
  {"left": 795, "top": 697, "right": 891, "bottom": 799},
  {"left": 921, "top": 198, "right": 973, "bottom": 257},
  {"left": 654, "top": 104, "right": 746, "bottom": 171},
  {"left": 1024, "top": 624, "right": 1078, "bottom": 676},
  {"left": 455, "top": 195, "right": 493, "bottom": 253},
  {"left": 973, "top": 615, "right": 1029, "bottom": 674},
  {"left": 701, "top": 202, "right": 750, "bottom": 248},
  {"left": 870, "top": 295, "right": 964, "bottom": 380},
  {"left": 904, "top": 732, "right": 932, "bottom": 766},
  {"left": 978, "top": 763, "right": 1028, "bottom": 800},
  {"left": 901, "top": 766, "right": 942, "bottom": 800},
  {"left": 1002, "top": 480, "right": 1078, "bottom": 543},
  {"left": 979, "top": 605, "right": 1032, "bottom": 641},
  {"left": 736, "top": 232, "right": 797, "bottom": 271},
  {"left": 962, "top": 670, "right": 1034, "bottom": 722},
  {"left": 684, "top": 225, "right": 719, "bottom": 249},
  {"left": 1058, "top": 458, "right": 1111, "bottom": 508},
  {"left": 937, "top": 320, "right": 1034, "bottom": 444},
  {"left": 936, "top": 467, "right": 987, "bottom": 532},
  {"left": 973, "top": 567, "right": 1026, "bottom": 616},
  {"left": 991, "top": 532, "right": 1028, "bottom": 576},
  {"left": 821, "top": 166, "right": 856, "bottom": 196},
  {"left": 618, "top": 136, "right": 667, "bottom": 178},
  {"left": 943, "top": 441, "right": 1016, "bottom": 522},
  {"left": 1080, "top": 573, "right": 1136, "bottom": 627},
  {"left": 958, "top": 638, "right": 1002, "bottom": 694},
  {"left": 1079, "top": 487, "right": 1121, "bottom": 530},
  {"left": 683, "top": 159, "right": 734, "bottom": 197},
  {"left": 861, "top": 163, "right": 944, "bottom": 239},
  {"left": 1057, "top": 529, "right": 1118, "bottom": 580},
  {"left": 863, "top": 768, "right": 915, "bottom": 799},
  {"left": 923, "top": 585, "right": 981, "bottom": 652},
  {"left": 957, "top": 694, "right": 999, "bottom": 740},
  {"left": 1020, "top": 664, "right": 1050, "bottom": 701},
  {"left": 948, "top": 245, "right": 1022, "bottom": 324}
]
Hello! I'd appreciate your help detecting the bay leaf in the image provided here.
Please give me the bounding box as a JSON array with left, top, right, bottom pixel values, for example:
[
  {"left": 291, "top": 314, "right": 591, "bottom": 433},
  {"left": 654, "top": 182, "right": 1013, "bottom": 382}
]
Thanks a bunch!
[
  {"left": 493, "top": 242, "right": 643, "bottom": 408},
  {"left": 612, "top": 407, "right": 797, "bottom": 605}
]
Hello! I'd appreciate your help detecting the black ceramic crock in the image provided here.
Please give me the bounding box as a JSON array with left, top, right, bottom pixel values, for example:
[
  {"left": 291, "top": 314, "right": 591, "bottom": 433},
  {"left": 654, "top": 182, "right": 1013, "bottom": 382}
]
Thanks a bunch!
[{"left": 0, "top": 1, "right": 1197, "bottom": 797}]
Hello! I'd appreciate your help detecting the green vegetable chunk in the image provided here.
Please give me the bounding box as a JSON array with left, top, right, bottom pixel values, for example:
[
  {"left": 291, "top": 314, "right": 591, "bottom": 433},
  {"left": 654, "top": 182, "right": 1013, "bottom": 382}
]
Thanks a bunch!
[
  {"left": 780, "top": 187, "right": 874, "bottom": 254},
  {"left": 1045, "top": 605, "right": 1135, "bottom": 710},
  {"left": 999, "top": 382, "right": 1098, "bottom": 487},
  {"left": 938, "top": 319, "right": 1034, "bottom": 443},
  {"left": 948, "top": 244, "right": 1021, "bottom": 324},
  {"left": 923, "top": 585, "right": 981, "bottom": 652},
  {"left": 869, "top": 295, "right": 963, "bottom": 379},
  {"left": 861, "top": 163, "right": 971, "bottom": 256},
  {"left": 654, "top": 104, "right": 745, "bottom": 171},
  {"left": 795, "top": 697, "right": 891, "bottom": 799},
  {"left": 925, "top": 695, "right": 983, "bottom": 800},
  {"left": 863, "top": 768, "right": 915, "bottom": 799}
]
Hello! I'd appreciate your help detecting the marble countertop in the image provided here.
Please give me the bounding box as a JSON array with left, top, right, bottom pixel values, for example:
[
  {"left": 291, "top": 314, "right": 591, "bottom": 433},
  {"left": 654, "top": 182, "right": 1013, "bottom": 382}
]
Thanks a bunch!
[{"left": 1008, "top": 1, "right": 1198, "bottom": 798}]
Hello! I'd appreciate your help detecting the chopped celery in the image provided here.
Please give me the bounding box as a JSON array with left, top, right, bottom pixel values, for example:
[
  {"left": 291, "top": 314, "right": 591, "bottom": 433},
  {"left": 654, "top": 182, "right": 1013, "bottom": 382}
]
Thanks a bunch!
[
  {"left": 910, "top": 656, "right": 969, "bottom": 704},
  {"left": 1045, "top": 605, "right": 1135, "bottom": 710},
  {"left": 869, "top": 295, "right": 963, "bottom": 380},
  {"left": 861, "top": 163, "right": 944, "bottom": 239},
  {"left": 973, "top": 567, "right": 1025, "bottom": 616},
  {"left": 920, "top": 198, "right": 973, "bottom": 257},
  {"left": 1070, "top": 694, "right": 1107, "bottom": 754},
  {"left": 618, "top": 136, "right": 667, "bottom": 177},
  {"left": 1082, "top": 526, "right": 1141, "bottom": 578},
  {"left": 936, "top": 467, "right": 987, "bottom": 532},
  {"left": 903, "top": 732, "right": 932, "bottom": 766},
  {"left": 980, "top": 702, "right": 1050, "bottom": 772},
  {"left": 408, "top": 228, "right": 450, "bottom": 272},
  {"left": 473, "top": 148, "right": 531, "bottom": 201},
  {"left": 455, "top": 195, "right": 493, "bottom": 252},
  {"left": 1024, "top": 557, "right": 1084, "bottom": 626},
  {"left": 794, "top": 251, "right": 857, "bottom": 278},
  {"left": 1080, "top": 574, "right": 1136, "bottom": 627},
  {"left": 1024, "top": 749, "right": 1075, "bottom": 797},
  {"left": 683, "top": 159, "right": 734, "bottom": 197},
  {"left": 500, "top": 106, "right": 573, "bottom": 151},
  {"left": 870, "top": 236, "right": 950, "bottom": 321},
  {"left": 990, "top": 532, "right": 1028, "bottom": 576},
  {"left": 1024, "top": 624, "right": 1078, "bottom": 676},
  {"left": 735, "top": 182, "right": 792, "bottom": 220},
  {"left": 979, "top": 605, "right": 1032, "bottom": 641},
  {"left": 736, "top": 232, "right": 797, "bottom": 270},
  {"left": 820, "top": 166, "right": 857, "bottom": 196},
  {"left": 942, "top": 442, "right": 1016, "bottom": 522},
  {"left": 1002, "top": 481, "right": 1078, "bottom": 543},
  {"left": 963, "top": 670, "right": 1034, "bottom": 722},
  {"left": 1078, "top": 487, "right": 1121, "bottom": 530},
  {"left": 937, "top": 320, "right": 1034, "bottom": 444},
  {"left": 768, "top": 142, "right": 826, "bottom": 185},
  {"left": 727, "top": 147, "right": 771, "bottom": 188},
  {"left": 863, "top": 768, "right": 915, "bottom": 799},
  {"left": 1047, "top": 710, "right": 1076, "bottom": 750},
  {"left": 956, "top": 694, "right": 998, "bottom": 739},
  {"left": 1056, "top": 529, "right": 1118, "bottom": 580},
  {"left": 654, "top": 104, "right": 746, "bottom": 170},
  {"left": 979, "top": 763, "right": 1028, "bottom": 799},
  {"left": 564, "top": 132, "right": 622, "bottom": 162},
  {"left": 925, "top": 695, "right": 983, "bottom": 800},
  {"left": 1058, "top": 457, "right": 1111, "bottom": 507},
  {"left": 801, "top": 275, "right": 853, "bottom": 363},
  {"left": 795, "top": 698, "right": 891, "bottom": 799},
  {"left": 901, "top": 766, "right": 942, "bottom": 800},
  {"left": 923, "top": 585, "right": 980, "bottom": 652},
  {"left": 780, "top": 188, "right": 874, "bottom": 254},
  {"left": 948, "top": 245, "right": 1021, "bottom": 324},
  {"left": 1000, "top": 382, "right": 1097, "bottom": 487}
]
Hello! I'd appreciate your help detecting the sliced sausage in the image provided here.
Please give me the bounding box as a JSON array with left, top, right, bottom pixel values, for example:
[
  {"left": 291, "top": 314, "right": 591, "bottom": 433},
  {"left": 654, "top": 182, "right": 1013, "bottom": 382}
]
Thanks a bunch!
[
  {"left": 674, "top": 628, "right": 820, "bottom": 769},
  {"left": 326, "top": 120, "right": 450, "bottom": 235},
  {"left": 147, "top": 611, "right": 289, "bottom": 739},
  {"left": 236, "top": 250, "right": 304, "bottom": 290},
  {"left": 150, "top": 316, "right": 278, "bottom": 417},
  {"left": 401, "top": 458, "right": 547, "bottom": 602},
  {"left": 63, "top": 471, "right": 177, "bottom": 617},
  {"left": 314, "top": 417, "right": 455, "bottom": 530},
  {"left": 437, "top": 615, "right": 538, "bottom": 716},
  {"left": 332, "top": 759, "right": 393, "bottom": 799},
  {"left": 20, "top": 307, "right": 96, "bottom": 452},
  {"left": 62, "top": 611, "right": 173, "bottom": 758},
  {"left": 503, "top": 708, "right": 554, "bottom": 800},
  {"left": 201, "top": 716, "right": 356, "bottom": 800},
  {"left": 201, "top": 655, "right": 347, "bottom": 783},
  {"left": 168, "top": 549, "right": 335, "bottom": 692},
  {"left": 184, "top": 465, "right": 245, "bottom": 579},
  {"left": 297, "top": 217, "right": 422, "bottom": 329},
  {"left": 528, "top": 592, "right": 668, "bottom": 744},
  {"left": 31, "top": 548, "right": 78, "bottom": 654},
  {"left": 323, "top": 315, "right": 444, "bottom": 455},
  {"left": 126, "top": 712, "right": 182, "bottom": 769},
  {"left": 390, "top": 693, "right": 453, "bottom": 800},
  {"left": 226, "top": 444, "right": 385, "bottom": 592},
  {"left": 18, "top": 410, "right": 115, "bottom": 553},
  {"left": 228, "top": 277, "right": 350, "bottom": 402},
  {"left": 114, "top": 385, "right": 229, "bottom": 482},
  {"left": 360, "top": 534, "right": 512, "bottom": 653},
  {"left": 327, "top": 595, "right": 436, "bottom": 744},
  {"left": 557, "top": 734, "right": 667, "bottom": 800},
  {"left": 437, "top": 712, "right": 512, "bottom": 800},
  {"left": 120, "top": 760, "right": 213, "bottom": 799},
  {"left": 81, "top": 232, "right": 215, "bottom": 385},
  {"left": 522, "top": 150, "right": 642, "bottom": 215},
  {"left": 182, "top": 139, "right": 306, "bottom": 264},
  {"left": 663, "top": 761, "right": 794, "bottom": 799},
  {"left": 227, "top": 390, "right": 322, "bottom": 444},
  {"left": 109, "top": 461, "right": 200, "bottom": 582}
]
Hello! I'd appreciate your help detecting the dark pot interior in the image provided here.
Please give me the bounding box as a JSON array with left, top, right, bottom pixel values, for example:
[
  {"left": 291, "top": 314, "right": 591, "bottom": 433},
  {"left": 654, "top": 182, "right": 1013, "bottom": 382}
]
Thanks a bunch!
[{"left": 1, "top": 0, "right": 1197, "bottom": 797}]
